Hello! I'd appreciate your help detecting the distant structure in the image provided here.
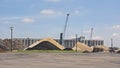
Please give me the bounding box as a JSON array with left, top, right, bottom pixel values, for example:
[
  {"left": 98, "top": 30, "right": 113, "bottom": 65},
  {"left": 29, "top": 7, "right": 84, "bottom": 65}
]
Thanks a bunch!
[
  {"left": 90, "top": 28, "right": 94, "bottom": 46},
  {"left": 90, "top": 28, "right": 93, "bottom": 40},
  {"left": 3, "top": 36, "right": 104, "bottom": 49},
  {"left": 61, "top": 13, "right": 70, "bottom": 47}
]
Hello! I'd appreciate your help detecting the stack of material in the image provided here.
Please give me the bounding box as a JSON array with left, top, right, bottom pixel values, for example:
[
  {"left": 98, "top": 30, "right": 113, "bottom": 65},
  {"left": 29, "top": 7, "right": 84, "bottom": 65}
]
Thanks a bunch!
[
  {"left": 92, "top": 45, "right": 109, "bottom": 52},
  {"left": 0, "top": 44, "right": 7, "bottom": 52},
  {"left": 0, "top": 48, "right": 5, "bottom": 52},
  {"left": 72, "top": 42, "right": 93, "bottom": 52},
  {"left": 116, "top": 49, "right": 120, "bottom": 53},
  {"left": 25, "top": 38, "right": 65, "bottom": 50}
]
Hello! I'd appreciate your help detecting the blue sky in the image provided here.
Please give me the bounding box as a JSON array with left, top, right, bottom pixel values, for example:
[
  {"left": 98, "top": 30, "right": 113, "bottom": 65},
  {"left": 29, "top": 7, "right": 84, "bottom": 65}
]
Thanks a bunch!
[{"left": 0, "top": 0, "right": 120, "bottom": 47}]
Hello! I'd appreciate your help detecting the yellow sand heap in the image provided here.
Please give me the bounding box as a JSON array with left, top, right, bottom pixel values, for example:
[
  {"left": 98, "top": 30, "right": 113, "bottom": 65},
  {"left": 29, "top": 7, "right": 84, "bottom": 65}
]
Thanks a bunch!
[
  {"left": 72, "top": 42, "right": 93, "bottom": 52},
  {"left": 25, "top": 38, "right": 65, "bottom": 50},
  {"left": 93, "top": 45, "right": 109, "bottom": 51}
]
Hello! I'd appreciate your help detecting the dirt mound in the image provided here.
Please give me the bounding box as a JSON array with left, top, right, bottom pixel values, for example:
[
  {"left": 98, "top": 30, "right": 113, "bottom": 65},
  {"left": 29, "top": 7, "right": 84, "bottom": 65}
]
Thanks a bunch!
[
  {"left": 25, "top": 38, "right": 65, "bottom": 50},
  {"left": 92, "top": 45, "right": 109, "bottom": 52},
  {"left": 72, "top": 42, "right": 93, "bottom": 52}
]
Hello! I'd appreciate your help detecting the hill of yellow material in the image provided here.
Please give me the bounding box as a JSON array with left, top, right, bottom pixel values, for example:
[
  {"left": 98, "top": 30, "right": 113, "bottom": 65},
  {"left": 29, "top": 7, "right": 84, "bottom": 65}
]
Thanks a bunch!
[
  {"left": 93, "top": 45, "right": 109, "bottom": 51},
  {"left": 72, "top": 42, "right": 93, "bottom": 52},
  {"left": 25, "top": 38, "right": 65, "bottom": 50}
]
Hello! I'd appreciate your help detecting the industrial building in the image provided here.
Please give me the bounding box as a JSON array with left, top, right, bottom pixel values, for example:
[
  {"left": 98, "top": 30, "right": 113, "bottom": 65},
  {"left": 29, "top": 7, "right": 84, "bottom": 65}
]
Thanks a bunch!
[{"left": 12, "top": 36, "right": 104, "bottom": 49}]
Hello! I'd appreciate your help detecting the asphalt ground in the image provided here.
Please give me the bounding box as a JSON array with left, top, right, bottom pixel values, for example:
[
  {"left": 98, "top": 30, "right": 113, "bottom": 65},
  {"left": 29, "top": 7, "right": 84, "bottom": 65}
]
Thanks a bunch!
[{"left": 0, "top": 53, "right": 120, "bottom": 68}]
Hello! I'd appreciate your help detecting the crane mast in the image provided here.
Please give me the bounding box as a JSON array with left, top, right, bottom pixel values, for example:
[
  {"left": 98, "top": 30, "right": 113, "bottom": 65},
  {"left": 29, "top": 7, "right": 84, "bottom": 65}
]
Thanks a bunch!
[
  {"left": 60, "top": 13, "right": 70, "bottom": 46},
  {"left": 63, "top": 13, "right": 70, "bottom": 39}
]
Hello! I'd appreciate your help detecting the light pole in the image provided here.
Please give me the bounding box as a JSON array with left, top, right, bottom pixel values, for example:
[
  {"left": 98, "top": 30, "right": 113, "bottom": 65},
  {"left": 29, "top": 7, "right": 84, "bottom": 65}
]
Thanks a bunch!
[
  {"left": 10, "top": 27, "right": 13, "bottom": 52},
  {"left": 76, "top": 34, "right": 78, "bottom": 52},
  {"left": 110, "top": 38, "right": 114, "bottom": 53},
  {"left": 90, "top": 28, "right": 93, "bottom": 46}
]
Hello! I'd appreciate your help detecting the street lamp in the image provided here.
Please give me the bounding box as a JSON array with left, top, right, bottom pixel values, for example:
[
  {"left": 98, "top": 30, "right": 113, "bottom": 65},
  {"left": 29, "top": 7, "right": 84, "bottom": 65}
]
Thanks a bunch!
[
  {"left": 76, "top": 34, "right": 78, "bottom": 52},
  {"left": 10, "top": 27, "right": 13, "bottom": 52}
]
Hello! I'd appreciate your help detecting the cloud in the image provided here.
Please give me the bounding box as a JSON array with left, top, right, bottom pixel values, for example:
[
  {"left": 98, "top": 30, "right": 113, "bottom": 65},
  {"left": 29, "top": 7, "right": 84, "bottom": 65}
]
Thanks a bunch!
[
  {"left": 21, "top": 18, "right": 35, "bottom": 23},
  {"left": 67, "top": 35, "right": 76, "bottom": 39},
  {"left": 112, "top": 33, "right": 120, "bottom": 37},
  {"left": 112, "top": 25, "right": 120, "bottom": 29},
  {"left": 40, "top": 9, "right": 63, "bottom": 16},
  {"left": 83, "top": 30, "right": 91, "bottom": 34},
  {"left": 45, "top": 0, "right": 61, "bottom": 2},
  {"left": 0, "top": 17, "right": 21, "bottom": 20},
  {"left": 74, "top": 10, "right": 80, "bottom": 14},
  {"left": 0, "top": 17, "right": 20, "bottom": 24},
  {"left": 0, "top": 20, "right": 9, "bottom": 24},
  {"left": 92, "top": 36, "right": 103, "bottom": 40}
]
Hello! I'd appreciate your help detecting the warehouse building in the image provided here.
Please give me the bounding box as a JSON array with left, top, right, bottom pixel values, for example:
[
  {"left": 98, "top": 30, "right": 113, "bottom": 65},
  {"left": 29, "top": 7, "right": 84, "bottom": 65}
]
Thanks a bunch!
[{"left": 12, "top": 36, "right": 104, "bottom": 48}]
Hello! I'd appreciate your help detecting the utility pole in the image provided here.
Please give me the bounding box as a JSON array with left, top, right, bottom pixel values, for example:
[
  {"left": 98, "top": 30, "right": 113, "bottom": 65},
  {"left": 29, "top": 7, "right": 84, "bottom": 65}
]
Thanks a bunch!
[
  {"left": 27, "top": 37, "right": 30, "bottom": 47},
  {"left": 111, "top": 38, "right": 113, "bottom": 50},
  {"left": 10, "top": 27, "right": 13, "bottom": 52},
  {"left": 110, "top": 38, "right": 115, "bottom": 53},
  {"left": 90, "top": 28, "right": 93, "bottom": 40},
  {"left": 111, "top": 38, "right": 113, "bottom": 48},
  {"left": 90, "top": 28, "right": 93, "bottom": 46},
  {"left": 76, "top": 34, "right": 78, "bottom": 52}
]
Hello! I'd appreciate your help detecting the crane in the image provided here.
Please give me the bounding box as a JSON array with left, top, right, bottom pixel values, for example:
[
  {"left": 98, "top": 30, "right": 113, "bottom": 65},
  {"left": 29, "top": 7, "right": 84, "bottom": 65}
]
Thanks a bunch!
[
  {"left": 60, "top": 13, "right": 70, "bottom": 46},
  {"left": 63, "top": 13, "right": 70, "bottom": 39}
]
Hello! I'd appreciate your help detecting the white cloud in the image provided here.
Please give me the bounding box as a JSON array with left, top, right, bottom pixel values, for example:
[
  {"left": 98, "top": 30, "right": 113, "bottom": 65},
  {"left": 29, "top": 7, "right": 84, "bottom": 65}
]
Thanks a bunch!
[
  {"left": 40, "top": 9, "right": 55, "bottom": 15},
  {"left": 0, "top": 17, "right": 21, "bottom": 20},
  {"left": 74, "top": 10, "right": 80, "bottom": 14},
  {"left": 112, "top": 33, "right": 120, "bottom": 37},
  {"left": 92, "top": 36, "right": 103, "bottom": 40},
  {"left": 67, "top": 35, "right": 76, "bottom": 39},
  {"left": 0, "top": 20, "right": 11, "bottom": 24},
  {"left": 45, "top": 0, "right": 61, "bottom": 2},
  {"left": 21, "top": 18, "right": 35, "bottom": 23},
  {"left": 83, "top": 30, "right": 91, "bottom": 34},
  {"left": 112, "top": 25, "right": 120, "bottom": 29},
  {"left": 40, "top": 9, "right": 63, "bottom": 16},
  {"left": 83, "top": 28, "right": 94, "bottom": 34}
]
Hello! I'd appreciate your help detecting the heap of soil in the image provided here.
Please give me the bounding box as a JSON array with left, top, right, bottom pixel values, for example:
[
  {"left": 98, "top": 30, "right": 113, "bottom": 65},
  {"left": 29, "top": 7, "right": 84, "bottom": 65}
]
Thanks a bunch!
[{"left": 72, "top": 42, "right": 93, "bottom": 52}]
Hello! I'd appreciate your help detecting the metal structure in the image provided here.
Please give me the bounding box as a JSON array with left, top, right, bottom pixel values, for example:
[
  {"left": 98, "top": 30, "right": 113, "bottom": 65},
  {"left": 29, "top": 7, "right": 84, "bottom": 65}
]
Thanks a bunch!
[
  {"left": 10, "top": 27, "right": 13, "bottom": 52},
  {"left": 63, "top": 13, "right": 70, "bottom": 38},
  {"left": 76, "top": 34, "right": 78, "bottom": 52},
  {"left": 27, "top": 37, "right": 30, "bottom": 47},
  {"left": 90, "top": 28, "right": 93, "bottom": 40},
  {"left": 59, "top": 33, "right": 63, "bottom": 45},
  {"left": 62, "top": 13, "right": 70, "bottom": 47},
  {"left": 110, "top": 38, "right": 115, "bottom": 53},
  {"left": 90, "top": 28, "right": 93, "bottom": 46},
  {"left": 111, "top": 38, "right": 113, "bottom": 48}
]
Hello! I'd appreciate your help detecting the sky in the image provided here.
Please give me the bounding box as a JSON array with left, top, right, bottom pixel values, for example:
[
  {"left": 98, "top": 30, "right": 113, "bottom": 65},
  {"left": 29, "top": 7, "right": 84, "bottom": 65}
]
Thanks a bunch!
[{"left": 0, "top": 0, "right": 120, "bottom": 47}]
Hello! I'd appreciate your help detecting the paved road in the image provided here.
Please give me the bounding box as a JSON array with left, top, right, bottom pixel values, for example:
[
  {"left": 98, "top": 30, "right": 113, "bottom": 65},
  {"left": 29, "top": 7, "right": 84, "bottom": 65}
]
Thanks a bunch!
[{"left": 0, "top": 53, "right": 120, "bottom": 68}]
